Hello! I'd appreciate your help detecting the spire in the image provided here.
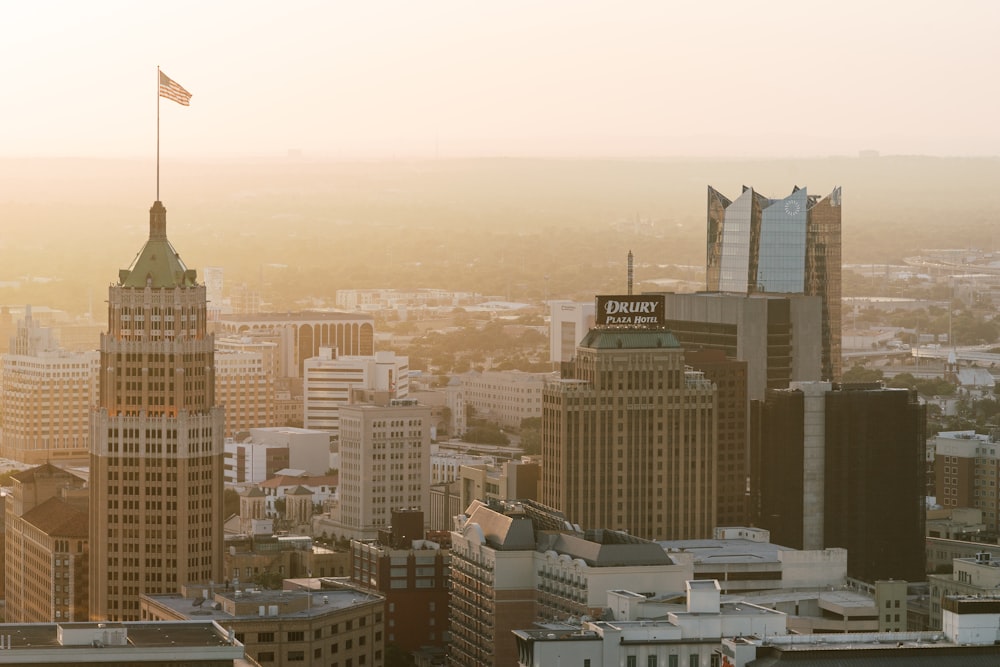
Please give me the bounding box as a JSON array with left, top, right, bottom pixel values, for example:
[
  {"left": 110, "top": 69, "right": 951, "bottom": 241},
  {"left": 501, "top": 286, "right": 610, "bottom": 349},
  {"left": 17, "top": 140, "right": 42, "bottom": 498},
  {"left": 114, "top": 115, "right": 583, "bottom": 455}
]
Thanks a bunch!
[
  {"left": 149, "top": 200, "right": 167, "bottom": 239},
  {"left": 118, "top": 200, "right": 197, "bottom": 288}
]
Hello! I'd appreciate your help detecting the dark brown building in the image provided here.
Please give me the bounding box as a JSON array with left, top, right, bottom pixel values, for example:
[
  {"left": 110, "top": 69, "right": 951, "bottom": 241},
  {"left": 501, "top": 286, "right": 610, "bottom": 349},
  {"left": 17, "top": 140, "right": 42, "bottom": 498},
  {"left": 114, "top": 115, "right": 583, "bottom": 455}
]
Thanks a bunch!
[
  {"left": 350, "top": 509, "right": 450, "bottom": 653},
  {"left": 685, "top": 348, "right": 749, "bottom": 527},
  {"left": 753, "top": 381, "right": 925, "bottom": 582}
]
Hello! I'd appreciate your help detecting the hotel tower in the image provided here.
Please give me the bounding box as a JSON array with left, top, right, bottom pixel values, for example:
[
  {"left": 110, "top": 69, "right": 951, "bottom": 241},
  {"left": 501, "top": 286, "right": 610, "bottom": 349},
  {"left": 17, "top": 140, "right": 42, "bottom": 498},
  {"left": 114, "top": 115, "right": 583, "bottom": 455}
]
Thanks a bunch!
[{"left": 89, "top": 201, "right": 225, "bottom": 621}]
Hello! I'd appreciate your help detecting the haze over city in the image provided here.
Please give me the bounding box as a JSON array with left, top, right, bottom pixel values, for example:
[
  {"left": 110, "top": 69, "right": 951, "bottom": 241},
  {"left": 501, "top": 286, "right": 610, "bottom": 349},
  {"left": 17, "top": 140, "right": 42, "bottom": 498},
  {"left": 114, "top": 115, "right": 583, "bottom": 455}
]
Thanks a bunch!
[
  {"left": 4, "top": 3, "right": 1000, "bottom": 666},
  {"left": 3, "top": 0, "right": 999, "bottom": 159}
]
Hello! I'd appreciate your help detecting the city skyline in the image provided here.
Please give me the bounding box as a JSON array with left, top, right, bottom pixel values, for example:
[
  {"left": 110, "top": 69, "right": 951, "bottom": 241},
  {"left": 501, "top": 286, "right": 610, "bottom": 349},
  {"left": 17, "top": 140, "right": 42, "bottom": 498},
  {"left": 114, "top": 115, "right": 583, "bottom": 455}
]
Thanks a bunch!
[{"left": 2, "top": 1, "right": 998, "bottom": 160}]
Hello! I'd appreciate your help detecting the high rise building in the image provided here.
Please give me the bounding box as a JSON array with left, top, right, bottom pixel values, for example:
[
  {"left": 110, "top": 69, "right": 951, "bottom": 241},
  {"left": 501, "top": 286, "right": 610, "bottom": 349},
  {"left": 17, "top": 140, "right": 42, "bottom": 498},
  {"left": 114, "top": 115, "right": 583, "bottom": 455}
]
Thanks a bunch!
[
  {"left": 684, "top": 349, "right": 749, "bottom": 527},
  {"left": 1, "top": 306, "right": 99, "bottom": 464},
  {"left": 753, "top": 381, "right": 925, "bottom": 582},
  {"left": 332, "top": 398, "right": 431, "bottom": 542},
  {"left": 302, "top": 348, "right": 408, "bottom": 437},
  {"left": 548, "top": 300, "right": 595, "bottom": 366},
  {"left": 706, "top": 185, "right": 842, "bottom": 380},
  {"left": 89, "top": 201, "right": 225, "bottom": 621},
  {"left": 542, "top": 295, "right": 718, "bottom": 541},
  {"left": 657, "top": 291, "right": 822, "bottom": 400}
]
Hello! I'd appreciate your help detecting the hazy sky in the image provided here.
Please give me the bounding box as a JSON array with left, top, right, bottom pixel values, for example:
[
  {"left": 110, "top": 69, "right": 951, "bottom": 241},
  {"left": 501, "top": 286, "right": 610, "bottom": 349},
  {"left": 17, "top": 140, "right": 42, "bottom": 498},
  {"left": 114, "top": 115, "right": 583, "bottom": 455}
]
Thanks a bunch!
[{"left": 3, "top": 0, "right": 998, "bottom": 159}]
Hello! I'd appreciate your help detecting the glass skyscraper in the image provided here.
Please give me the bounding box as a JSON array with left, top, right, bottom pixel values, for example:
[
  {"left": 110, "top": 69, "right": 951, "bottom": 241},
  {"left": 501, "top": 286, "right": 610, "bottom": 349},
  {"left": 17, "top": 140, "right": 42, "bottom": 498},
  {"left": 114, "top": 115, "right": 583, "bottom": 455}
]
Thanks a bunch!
[{"left": 707, "top": 185, "right": 842, "bottom": 380}]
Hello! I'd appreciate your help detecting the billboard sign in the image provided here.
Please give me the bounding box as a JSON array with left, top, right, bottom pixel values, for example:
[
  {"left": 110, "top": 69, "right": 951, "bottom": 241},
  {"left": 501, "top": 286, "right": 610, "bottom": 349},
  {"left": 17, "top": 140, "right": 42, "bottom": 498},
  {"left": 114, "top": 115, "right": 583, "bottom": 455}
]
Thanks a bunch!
[{"left": 596, "top": 294, "right": 665, "bottom": 326}]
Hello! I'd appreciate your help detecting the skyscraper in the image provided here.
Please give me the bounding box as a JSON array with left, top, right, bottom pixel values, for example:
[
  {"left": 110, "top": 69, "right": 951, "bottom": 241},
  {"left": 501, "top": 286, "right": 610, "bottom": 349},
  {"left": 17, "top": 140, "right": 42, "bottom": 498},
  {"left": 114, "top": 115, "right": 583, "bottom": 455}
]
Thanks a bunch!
[
  {"left": 707, "top": 185, "right": 842, "bottom": 380},
  {"left": 754, "top": 381, "right": 925, "bottom": 582},
  {"left": 542, "top": 295, "right": 718, "bottom": 540},
  {"left": 89, "top": 201, "right": 225, "bottom": 621}
]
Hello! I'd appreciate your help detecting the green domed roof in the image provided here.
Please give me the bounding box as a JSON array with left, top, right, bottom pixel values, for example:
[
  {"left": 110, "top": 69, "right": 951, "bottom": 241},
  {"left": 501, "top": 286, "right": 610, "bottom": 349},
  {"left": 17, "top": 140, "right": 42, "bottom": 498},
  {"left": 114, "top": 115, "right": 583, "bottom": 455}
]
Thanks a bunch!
[{"left": 118, "top": 201, "right": 198, "bottom": 289}]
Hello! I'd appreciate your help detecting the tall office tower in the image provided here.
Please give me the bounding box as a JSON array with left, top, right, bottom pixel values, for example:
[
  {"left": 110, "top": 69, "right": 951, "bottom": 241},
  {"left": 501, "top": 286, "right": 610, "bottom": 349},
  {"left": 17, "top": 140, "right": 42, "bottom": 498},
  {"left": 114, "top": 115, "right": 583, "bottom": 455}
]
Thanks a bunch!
[
  {"left": 303, "top": 348, "right": 408, "bottom": 436},
  {"left": 89, "top": 201, "right": 225, "bottom": 621},
  {"left": 5, "top": 464, "right": 89, "bottom": 622},
  {"left": 548, "top": 300, "right": 596, "bottom": 366},
  {"left": 658, "top": 291, "right": 822, "bottom": 401},
  {"left": 1, "top": 306, "right": 99, "bottom": 464},
  {"left": 333, "top": 398, "right": 431, "bottom": 542},
  {"left": 754, "top": 381, "right": 925, "bottom": 582},
  {"left": 542, "top": 295, "right": 718, "bottom": 540},
  {"left": 706, "top": 185, "right": 842, "bottom": 381},
  {"left": 684, "top": 349, "right": 749, "bottom": 527}
]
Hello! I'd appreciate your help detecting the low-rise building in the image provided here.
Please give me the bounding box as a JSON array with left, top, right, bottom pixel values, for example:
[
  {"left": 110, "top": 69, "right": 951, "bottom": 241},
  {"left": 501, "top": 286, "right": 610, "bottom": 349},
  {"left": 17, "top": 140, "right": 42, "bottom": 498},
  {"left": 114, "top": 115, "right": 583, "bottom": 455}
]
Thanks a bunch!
[
  {"left": 514, "top": 580, "right": 787, "bottom": 667},
  {"left": 141, "top": 581, "right": 384, "bottom": 667},
  {"left": 659, "top": 527, "right": 848, "bottom": 594},
  {"left": 350, "top": 509, "right": 450, "bottom": 653},
  {"left": 0, "top": 621, "right": 243, "bottom": 665}
]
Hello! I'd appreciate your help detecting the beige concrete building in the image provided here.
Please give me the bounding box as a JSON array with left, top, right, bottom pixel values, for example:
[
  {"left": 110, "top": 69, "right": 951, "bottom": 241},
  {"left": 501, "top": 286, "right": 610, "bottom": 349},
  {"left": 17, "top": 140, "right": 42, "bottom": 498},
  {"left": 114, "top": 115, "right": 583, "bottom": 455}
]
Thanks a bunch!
[
  {"left": 302, "top": 348, "right": 408, "bottom": 437},
  {"left": 0, "top": 306, "right": 99, "bottom": 464},
  {"left": 0, "top": 621, "right": 244, "bottom": 665},
  {"left": 929, "top": 552, "right": 1000, "bottom": 629},
  {"left": 214, "top": 346, "right": 275, "bottom": 437},
  {"left": 330, "top": 399, "right": 431, "bottom": 542},
  {"left": 449, "top": 499, "right": 694, "bottom": 667},
  {"left": 89, "top": 201, "right": 225, "bottom": 621},
  {"left": 215, "top": 311, "right": 375, "bottom": 378},
  {"left": 4, "top": 464, "right": 89, "bottom": 622},
  {"left": 141, "top": 581, "right": 384, "bottom": 667},
  {"left": 542, "top": 327, "right": 718, "bottom": 541},
  {"left": 459, "top": 370, "right": 555, "bottom": 430}
]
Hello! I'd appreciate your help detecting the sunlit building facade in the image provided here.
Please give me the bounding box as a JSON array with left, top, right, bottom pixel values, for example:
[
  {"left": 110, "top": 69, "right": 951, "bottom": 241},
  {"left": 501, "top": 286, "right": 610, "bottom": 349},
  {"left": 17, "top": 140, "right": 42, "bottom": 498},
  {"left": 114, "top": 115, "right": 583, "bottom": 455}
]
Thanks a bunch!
[
  {"left": 215, "top": 311, "right": 375, "bottom": 378},
  {"left": 542, "top": 327, "right": 718, "bottom": 541},
  {"left": 1, "top": 307, "right": 99, "bottom": 464},
  {"left": 707, "top": 185, "right": 842, "bottom": 380},
  {"left": 4, "top": 464, "right": 89, "bottom": 623},
  {"left": 89, "top": 201, "right": 225, "bottom": 621}
]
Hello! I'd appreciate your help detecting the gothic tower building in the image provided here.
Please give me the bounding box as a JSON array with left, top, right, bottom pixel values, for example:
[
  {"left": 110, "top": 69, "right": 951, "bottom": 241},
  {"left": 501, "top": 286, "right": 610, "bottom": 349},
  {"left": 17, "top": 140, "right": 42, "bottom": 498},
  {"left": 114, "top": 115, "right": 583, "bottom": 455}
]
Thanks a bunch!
[{"left": 89, "top": 201, "right": 225, "bottom": 621}]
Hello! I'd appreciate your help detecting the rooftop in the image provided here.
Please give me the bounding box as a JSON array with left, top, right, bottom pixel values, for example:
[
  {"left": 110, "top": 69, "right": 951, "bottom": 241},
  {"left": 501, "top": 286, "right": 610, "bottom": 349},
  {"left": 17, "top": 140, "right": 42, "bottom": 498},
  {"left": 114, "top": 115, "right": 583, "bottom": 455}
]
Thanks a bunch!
[{"left": 145, "top": 585, "right": 381, "bottom": 623}]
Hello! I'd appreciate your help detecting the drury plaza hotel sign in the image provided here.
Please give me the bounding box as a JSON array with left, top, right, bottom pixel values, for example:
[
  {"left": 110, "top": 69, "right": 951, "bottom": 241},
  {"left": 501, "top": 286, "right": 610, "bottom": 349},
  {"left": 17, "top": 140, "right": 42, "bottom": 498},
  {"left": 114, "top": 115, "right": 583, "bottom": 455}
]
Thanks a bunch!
[{"left": 596, "top": 294, "right": 665, "bottom": 327}]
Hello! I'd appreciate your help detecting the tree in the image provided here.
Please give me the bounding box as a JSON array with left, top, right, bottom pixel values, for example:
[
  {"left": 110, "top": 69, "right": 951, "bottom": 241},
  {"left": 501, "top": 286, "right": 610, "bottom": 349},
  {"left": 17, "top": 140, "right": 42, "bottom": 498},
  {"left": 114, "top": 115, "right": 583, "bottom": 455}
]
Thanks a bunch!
[
  {"left": 843, "top": 365, "right": 884, "bottom": 383},
  {"left": 223, "top": 488, "right": 241, "bottom": 519}
]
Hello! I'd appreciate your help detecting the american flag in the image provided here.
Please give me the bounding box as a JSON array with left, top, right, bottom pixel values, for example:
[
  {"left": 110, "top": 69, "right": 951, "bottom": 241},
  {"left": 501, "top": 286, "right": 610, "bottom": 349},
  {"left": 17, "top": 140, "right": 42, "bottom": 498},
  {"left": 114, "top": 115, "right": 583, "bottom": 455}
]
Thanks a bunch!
[{"left": 159, "top": 71, "right": 192, "bottom": 106}]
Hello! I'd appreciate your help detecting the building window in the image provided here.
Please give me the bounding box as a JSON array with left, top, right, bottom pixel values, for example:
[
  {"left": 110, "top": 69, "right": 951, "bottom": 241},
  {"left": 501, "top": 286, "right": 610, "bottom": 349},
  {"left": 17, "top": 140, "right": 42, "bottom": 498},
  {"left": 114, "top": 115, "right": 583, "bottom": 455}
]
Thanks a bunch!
[
  {"left": 287, "top": 650, "right": 305, "bottom": 662},
  {"left": 258, "top": 632, "right": 275, "bottom": 643},
  {"left": 628, "top": 657, "right": 637, "bottom": 667},
  {"left": 257, "top": 652, "right": 274, "bottom": 663},
  {"left": 648, "top": 657, "right": 658, "bottom": 667},
  {"left": 288, "top": 631, "right": 304, "bottom": 642}
]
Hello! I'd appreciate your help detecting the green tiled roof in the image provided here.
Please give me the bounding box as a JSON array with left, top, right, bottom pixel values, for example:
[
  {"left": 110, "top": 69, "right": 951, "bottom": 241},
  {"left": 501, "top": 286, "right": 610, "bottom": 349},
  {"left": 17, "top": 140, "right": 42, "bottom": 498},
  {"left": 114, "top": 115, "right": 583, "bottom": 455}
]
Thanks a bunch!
[
  {"left": 119, "top": 201, "right": 198, "bottom": 289},
  {"left": 579, "top": 328, "right": 680, "bottom": 350}
]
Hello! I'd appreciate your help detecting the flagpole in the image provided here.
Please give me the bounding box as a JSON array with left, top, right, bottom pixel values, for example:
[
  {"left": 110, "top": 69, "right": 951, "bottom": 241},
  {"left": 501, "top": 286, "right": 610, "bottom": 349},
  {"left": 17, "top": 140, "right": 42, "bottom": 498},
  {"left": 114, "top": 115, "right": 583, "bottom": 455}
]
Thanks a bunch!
[{"left": 156, "top": 66, "right": 160, "bottom": 201}]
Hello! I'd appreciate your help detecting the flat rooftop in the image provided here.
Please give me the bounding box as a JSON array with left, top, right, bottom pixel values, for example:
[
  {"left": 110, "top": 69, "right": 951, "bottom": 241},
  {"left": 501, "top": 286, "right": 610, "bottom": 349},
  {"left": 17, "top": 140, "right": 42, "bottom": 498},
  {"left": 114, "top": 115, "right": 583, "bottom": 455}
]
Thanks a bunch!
[
  {"left": 0, "top": 621, "right": 233, "bottom": 648},
  {"left": 658, "top": 538, "right": 793, "bottom": 564},
  {"left": 146, "top": 586, "right": 381, "bottom": 622}
]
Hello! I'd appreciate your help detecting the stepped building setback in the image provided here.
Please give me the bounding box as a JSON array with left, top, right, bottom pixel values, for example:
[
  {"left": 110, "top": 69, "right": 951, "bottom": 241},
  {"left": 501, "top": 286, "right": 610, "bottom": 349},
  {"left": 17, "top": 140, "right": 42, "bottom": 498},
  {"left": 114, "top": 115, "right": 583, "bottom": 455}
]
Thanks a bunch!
[{"left": 89, "top": 200, "right": 225, "bottom": 621}]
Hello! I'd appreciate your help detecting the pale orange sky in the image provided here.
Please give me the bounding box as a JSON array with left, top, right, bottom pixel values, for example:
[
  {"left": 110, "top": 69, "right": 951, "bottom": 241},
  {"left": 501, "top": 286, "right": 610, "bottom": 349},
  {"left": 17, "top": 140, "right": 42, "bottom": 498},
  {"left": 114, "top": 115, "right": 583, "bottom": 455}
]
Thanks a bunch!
[{"left": 2, "top": 0, "right": 998, "bottom": 159}]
